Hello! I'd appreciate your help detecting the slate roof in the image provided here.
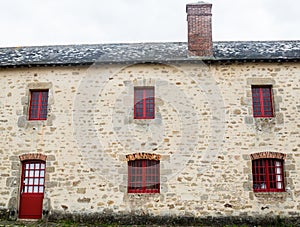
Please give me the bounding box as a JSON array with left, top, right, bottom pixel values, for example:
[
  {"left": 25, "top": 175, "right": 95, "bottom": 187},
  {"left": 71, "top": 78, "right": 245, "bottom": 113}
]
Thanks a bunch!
[{"left": 0, "top": 40, "right": 299, "bottom": 67}]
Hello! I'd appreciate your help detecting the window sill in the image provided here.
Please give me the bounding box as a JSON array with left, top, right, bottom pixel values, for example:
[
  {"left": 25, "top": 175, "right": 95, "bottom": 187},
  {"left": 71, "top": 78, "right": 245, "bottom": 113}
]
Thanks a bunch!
[
  {"left": 125, "top": 193, "right": 161, "bottom": 201},
  {"left": 128, "top": 192, "right": 160, "bottom": 195},
  {"left": 253, "top": 116, "right": 274, "bottom": 118},
  {"left": 28, "top": 119, "right": 47, "bottom": 121},
  {"left": 124, "top": 193, "right": 163, "bottom": 206},
  {"left": 134, "top": 118, "right": 155, "bottom": 121},
  {"left": 254, "top": 191, "right": 288, "bottom": 201},
  {"left": 133, "top": 118, "right": 156, "bottom": 126}
]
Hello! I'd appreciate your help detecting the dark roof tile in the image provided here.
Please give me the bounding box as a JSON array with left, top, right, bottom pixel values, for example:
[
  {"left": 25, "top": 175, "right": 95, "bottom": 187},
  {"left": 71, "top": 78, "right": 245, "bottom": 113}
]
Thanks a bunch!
[{"left": 0, "top": 41, "right": 299, "bottom": 67}]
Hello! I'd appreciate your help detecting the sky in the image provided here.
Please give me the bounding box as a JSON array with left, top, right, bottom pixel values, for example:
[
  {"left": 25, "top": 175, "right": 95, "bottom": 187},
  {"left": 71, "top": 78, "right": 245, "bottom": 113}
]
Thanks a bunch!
[{"left": 0, "top": 0, "right": 299, "bottom": 47}]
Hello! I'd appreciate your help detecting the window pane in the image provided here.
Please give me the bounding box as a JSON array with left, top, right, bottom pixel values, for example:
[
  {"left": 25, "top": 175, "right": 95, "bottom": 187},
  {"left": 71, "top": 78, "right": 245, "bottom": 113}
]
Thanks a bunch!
[
  {"left": 275, "top": 161, "right": 281, "bottom": 167},
  {"left": 277, "top": 175, "right": 282, "bottom": 181},
  {"left": 276, "top": 167, "right": 281, "bottom": 174},
  {"left": 277, "top": 182, "right": 282, "bottom": 189},
  {"left": 34, "top": 186, "right": 39, "bottom": 193}
]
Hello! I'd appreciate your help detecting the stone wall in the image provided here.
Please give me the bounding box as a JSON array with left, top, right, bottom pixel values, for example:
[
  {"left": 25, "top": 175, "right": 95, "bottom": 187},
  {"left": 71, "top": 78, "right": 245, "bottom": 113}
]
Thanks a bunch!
[{"left": 0, "top": 61, "right": 299, "bottom": 222}]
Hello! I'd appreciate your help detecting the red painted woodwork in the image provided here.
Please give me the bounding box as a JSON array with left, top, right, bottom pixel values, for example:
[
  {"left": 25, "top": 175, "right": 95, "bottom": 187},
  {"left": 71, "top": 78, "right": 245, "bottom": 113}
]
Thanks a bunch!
[
  {"left": 19, "top": 161, "right": 46, "bottom": 219},
  {"left": 128, "top": 159, "right": 160, "bottom": 193},
  {"left": 29, "top": 90, "right": 49, "bottom": 120},
  {"left": 252, "top": 159, "right": 285, "bottom": 192},
  {"left": 251, "top": 86, "right": 274, "bottom": 117},
  {"left": 134, "top": 87, "right": 155, "bottom": 119}
]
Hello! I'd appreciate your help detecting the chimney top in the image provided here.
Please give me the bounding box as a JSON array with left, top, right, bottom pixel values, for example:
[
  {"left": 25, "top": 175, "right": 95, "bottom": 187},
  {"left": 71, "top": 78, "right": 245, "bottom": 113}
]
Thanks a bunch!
[{"left": 186, "top": 2, "right": 213, "bottom": 57}]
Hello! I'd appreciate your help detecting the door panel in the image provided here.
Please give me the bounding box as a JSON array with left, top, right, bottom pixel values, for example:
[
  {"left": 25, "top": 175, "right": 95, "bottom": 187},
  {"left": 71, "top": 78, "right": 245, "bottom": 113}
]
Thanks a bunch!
[{"left": 19, "top": 161, "right": 45, "bottom": 219}]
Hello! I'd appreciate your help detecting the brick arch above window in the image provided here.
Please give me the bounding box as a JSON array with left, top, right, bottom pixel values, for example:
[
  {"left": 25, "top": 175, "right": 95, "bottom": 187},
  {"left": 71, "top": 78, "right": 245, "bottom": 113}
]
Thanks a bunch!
[
  {"left": 19, "top": 153, "right": 47, "bottom": 162},
  {"left": 250, "top": 151, "right": 286, "bottom": 160},
  {"left": 126, "top": 153, "right": 161, "bottom": 161}
]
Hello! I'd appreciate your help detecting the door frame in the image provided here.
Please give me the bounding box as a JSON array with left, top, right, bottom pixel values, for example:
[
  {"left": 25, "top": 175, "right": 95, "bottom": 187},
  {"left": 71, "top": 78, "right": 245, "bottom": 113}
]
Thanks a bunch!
[{"left": 18, "top": 158, "right": 46, "bottom": 219}]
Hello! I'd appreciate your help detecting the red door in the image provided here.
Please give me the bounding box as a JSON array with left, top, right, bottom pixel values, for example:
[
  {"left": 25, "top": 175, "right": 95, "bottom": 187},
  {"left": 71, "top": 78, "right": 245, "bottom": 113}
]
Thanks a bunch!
[{"left": 19, "top": 160, "right": 46, "bottom": 219}]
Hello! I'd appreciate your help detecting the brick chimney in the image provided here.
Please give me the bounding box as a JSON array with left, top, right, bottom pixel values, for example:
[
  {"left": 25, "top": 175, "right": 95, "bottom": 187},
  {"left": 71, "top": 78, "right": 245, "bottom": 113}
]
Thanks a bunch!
[{"left": 186, "top": 2, "right": 213, "bottom": 57}]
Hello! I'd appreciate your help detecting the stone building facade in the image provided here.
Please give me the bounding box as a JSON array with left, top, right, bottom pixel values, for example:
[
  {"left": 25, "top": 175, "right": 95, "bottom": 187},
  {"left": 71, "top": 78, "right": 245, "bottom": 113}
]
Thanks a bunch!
[{"left": 0, "top": 2, "right": 299, "bottom": 225}]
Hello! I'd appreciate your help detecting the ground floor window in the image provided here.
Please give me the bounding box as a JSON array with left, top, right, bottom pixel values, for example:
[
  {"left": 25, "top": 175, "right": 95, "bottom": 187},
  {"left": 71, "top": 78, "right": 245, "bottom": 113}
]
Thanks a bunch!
[
  {"left": 128, "top": 159, "right": 160, "bottom": 193},
  {"left": 252, "top": 158, "right": 284, "bottom": 192}
]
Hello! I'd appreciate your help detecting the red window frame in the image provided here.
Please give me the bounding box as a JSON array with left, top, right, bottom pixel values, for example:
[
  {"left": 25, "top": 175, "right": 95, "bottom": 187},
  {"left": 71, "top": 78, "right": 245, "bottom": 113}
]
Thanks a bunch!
[
  {"left": 252, "top": 158, "right": 285, "bottom": 192},
  {"left": 29, "top": 90, "right": 49, "bottom": 120},
  {"left": 251, "top": 86, "right": 274, "bottom": 117},
  {"left": 128, "top": 159, "right": 160, "bottom": 193},
  {"left": 134, "top": 87, "right": 155, "bottom": 119}
]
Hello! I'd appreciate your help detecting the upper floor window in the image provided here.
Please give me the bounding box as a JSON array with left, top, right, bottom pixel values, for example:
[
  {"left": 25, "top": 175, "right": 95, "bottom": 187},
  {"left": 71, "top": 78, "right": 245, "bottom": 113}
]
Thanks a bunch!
[
  {"left": 134, "top": 87, "right": 155, "bottom": 119},
  {"left": 128, "top": 159, "right": 160, "bottom": 193},
  {"left": 252, "top": 158, "right": 284, "bottom": 192},
  {"left": 251, "top": 86, "right": 273, "bottom": 117},
  {"left": 29, "top": 90, "right": 49, "bottom": 120}
]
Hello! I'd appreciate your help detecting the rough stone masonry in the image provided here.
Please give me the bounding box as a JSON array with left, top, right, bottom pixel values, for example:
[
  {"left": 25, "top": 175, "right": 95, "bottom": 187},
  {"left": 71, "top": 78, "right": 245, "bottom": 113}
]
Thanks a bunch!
[
  {"left": 0, "top": 1, "right": 299, "bottom": 226},
  {"left": 0, "top": 60, "right": 299, "bottom": 225}
]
